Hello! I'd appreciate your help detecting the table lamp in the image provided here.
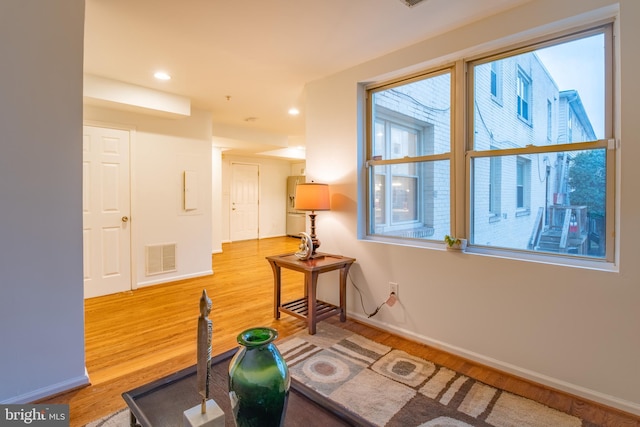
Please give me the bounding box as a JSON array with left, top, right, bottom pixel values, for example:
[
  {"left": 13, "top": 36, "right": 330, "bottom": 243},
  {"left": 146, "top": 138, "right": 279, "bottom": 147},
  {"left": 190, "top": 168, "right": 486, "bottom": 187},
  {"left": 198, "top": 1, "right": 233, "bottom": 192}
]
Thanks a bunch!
[{"left": 294, "top": 182, "right": 330, "bottom": 257}]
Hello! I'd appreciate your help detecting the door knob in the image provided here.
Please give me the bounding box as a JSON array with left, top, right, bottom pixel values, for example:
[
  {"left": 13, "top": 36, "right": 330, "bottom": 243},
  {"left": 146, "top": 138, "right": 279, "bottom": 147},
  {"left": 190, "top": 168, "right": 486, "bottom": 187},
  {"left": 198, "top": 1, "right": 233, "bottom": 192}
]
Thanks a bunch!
[{"left": 122, "top": 216, "right": 129, "bottom": 222}]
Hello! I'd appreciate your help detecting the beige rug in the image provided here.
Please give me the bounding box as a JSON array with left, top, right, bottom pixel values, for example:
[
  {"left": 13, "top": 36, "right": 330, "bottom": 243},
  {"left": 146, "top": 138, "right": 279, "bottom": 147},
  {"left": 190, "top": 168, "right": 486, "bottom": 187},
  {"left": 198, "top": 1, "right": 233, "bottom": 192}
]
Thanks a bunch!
[
  {"left": 83, "top": 408, "right": 128, "bottom": 426},
  {"left": 277, "top": 323, "right": 594, "bottom": 427}
]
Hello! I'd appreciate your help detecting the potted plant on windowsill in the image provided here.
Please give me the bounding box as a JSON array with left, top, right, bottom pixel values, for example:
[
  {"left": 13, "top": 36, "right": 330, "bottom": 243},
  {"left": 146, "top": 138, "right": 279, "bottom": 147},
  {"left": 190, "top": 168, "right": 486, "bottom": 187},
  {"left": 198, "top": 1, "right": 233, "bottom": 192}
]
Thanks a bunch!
[{"left": 444, "top": 235, "right": 467, "bottom": 252}]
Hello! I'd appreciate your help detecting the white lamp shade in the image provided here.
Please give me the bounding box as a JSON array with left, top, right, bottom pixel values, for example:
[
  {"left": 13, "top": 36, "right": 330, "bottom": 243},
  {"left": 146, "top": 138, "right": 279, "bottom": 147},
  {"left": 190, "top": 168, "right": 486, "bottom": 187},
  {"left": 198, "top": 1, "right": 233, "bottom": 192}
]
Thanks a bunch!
[{"left": 294, "top": 183, "right": 330, "bottom": 211}]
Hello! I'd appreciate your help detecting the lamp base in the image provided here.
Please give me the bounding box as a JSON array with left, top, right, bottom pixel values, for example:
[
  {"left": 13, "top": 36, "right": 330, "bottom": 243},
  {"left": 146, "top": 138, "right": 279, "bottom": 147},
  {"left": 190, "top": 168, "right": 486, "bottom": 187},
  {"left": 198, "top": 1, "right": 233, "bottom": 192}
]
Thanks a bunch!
[{"left": 308, "top": 213, "right": 323, "bottom": 259}]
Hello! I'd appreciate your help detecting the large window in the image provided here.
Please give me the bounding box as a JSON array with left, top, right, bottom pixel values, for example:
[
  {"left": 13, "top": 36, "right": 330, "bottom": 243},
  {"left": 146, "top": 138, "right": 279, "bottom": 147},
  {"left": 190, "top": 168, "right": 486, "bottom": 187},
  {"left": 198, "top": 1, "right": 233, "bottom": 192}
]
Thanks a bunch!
[
  {"left": 469, "top": 26, "right": 612, "bottom": 260},
  {"left": 367, "top": 69, "right": 452, "bottom": 241},
  {"left": 366, "top": 23, "right": 614, "bottom": 263}
]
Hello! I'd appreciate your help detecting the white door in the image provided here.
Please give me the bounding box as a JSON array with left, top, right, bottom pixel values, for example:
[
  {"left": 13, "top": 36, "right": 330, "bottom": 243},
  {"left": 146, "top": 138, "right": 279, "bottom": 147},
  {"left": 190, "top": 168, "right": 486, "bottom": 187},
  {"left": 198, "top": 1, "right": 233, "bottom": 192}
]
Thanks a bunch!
[
  {"left": 83, "top": 126, "right": 131, "bottom": 298},
  {"left": 230, "top": 163, "right": 259, "bottom": 241}
]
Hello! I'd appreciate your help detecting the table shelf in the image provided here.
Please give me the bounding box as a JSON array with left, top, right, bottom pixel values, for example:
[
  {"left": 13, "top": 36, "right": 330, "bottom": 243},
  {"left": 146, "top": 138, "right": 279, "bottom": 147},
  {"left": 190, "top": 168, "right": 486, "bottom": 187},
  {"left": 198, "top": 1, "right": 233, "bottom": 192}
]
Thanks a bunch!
[{"left": 280, "top": 297, "right": 342, "bottom": 322}]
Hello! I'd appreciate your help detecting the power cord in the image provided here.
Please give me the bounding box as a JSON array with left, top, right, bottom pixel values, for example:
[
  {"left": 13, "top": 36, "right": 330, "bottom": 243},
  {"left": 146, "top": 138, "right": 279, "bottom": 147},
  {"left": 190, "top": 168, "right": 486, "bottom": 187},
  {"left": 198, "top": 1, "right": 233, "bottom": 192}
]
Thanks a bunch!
[{"left": 348, "top": 273, "right": 397, "bottom": 318}]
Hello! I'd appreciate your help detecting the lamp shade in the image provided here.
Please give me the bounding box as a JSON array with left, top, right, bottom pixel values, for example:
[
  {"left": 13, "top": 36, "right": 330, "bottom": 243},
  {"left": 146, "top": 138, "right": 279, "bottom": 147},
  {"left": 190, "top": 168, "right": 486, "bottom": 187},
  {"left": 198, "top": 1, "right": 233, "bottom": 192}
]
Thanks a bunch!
[{"left": 294, "top": 183, "right": 330, "bottom": 211}]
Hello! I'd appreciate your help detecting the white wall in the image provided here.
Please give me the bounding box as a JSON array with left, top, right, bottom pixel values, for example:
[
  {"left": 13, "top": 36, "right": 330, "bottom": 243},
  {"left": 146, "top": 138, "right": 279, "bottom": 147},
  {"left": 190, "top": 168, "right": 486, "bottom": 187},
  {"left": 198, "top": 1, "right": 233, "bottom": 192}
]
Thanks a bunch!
[
  {"left": 212, "top": 147, "right": 223, "bottom": 254},
  {"left": 290, "top": 161, "right": 306, "bottom": 176},
  {"left": 305, "top": 0, "right": 640, "bottom": 415},
  {"left": 221, "top": 155, "right": 294, "bottom": 241},
  {"left": 0, "top": 0, "right": 88, "bottom": 403},
  {"left": 84, "top": 106, "right": 213, "bottom": 288}
]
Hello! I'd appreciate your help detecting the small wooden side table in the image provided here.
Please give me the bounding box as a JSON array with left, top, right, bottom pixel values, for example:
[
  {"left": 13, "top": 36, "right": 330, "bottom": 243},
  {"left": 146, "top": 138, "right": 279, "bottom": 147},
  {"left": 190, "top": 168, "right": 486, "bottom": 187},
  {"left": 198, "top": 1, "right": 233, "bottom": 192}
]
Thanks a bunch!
[{"left": 266, "top": 253, "right": 356, "bottom": 335}]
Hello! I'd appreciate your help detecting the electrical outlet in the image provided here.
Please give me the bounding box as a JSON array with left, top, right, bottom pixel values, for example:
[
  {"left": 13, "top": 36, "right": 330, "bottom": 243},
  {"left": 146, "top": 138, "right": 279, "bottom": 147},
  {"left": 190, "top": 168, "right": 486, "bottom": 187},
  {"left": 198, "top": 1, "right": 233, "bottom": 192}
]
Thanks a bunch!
[{"left": 389, "top": 282, "right": 398, "bottom": 298}]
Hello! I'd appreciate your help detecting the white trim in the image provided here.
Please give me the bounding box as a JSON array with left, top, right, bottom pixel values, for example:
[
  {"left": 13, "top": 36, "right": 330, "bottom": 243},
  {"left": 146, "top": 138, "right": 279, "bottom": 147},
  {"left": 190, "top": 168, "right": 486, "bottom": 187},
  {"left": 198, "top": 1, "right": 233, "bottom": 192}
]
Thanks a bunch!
[
  {"left": 136, "top": 269, "right": 212, "bottom": 288},
  {"left": 259, "top": 233, "right": 289, "bottom": 240},
  {"left": 0, "top": 373, "right": 89, "bottom": 404},
  {"left": 351, "top": 312, "right": 640, "bottom": 417}
]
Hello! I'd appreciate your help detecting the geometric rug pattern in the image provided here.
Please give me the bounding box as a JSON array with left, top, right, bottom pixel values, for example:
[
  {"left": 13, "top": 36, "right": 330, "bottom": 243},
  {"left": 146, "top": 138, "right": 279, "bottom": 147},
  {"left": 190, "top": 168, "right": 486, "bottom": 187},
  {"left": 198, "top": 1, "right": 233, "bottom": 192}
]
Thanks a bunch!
[{"left": 277, "top": 323, "right": 594, "bottom": 427}]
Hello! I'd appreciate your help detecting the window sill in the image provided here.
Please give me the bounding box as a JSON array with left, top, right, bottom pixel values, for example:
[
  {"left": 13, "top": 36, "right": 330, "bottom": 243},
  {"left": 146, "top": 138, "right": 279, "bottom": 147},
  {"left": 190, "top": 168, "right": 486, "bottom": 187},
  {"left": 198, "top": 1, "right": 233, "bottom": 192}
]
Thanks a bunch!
[
  {"left": 360, "top": 235, "right": 618, "bottom": 272},
  {"left": 465, "top": 245, "right": 618, "bottom": 272},
  {"left": 515, "top": 209, "right": 530, "bottom": 217},
  {"left": 516, "top": 115, "right": 532, "bottom": 127}
]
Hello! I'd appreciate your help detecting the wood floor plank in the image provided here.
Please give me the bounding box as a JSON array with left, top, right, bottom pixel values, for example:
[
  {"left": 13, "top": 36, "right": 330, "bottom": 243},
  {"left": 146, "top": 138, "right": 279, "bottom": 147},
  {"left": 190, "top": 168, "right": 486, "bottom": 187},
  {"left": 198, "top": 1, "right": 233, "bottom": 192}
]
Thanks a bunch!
[{"left": 38, "top": 237, "right": 639, "bottom": 427}]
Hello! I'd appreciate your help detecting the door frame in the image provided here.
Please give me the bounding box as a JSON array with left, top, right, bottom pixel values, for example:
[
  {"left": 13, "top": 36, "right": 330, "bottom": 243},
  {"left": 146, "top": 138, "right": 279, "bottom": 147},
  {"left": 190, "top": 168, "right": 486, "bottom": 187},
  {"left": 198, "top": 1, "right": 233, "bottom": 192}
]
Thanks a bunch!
[{"left": 83, "top": 120, "right": 137, "bottom": 293}]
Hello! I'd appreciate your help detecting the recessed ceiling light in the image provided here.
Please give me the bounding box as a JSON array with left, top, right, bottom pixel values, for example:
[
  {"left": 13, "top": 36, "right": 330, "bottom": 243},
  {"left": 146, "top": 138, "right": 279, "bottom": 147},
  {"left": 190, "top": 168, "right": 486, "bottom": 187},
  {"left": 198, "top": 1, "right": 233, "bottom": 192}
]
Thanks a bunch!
[
  {"left": 288, "top": 108, "right": 300, "bottom": 116},
  {"left": 154, "top": 71, "right": 171, "bottom": 80}
]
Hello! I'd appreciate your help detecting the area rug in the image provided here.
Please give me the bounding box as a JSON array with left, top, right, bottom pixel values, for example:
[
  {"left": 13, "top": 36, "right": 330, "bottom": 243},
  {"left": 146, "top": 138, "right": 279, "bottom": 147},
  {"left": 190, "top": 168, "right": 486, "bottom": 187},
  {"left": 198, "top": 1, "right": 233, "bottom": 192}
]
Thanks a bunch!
[
  {"left": 83, "top": 408, "right": 129, "bottom": 427},
  {"left": 277, "top": 323, "right": 593, "bottom": 427}
]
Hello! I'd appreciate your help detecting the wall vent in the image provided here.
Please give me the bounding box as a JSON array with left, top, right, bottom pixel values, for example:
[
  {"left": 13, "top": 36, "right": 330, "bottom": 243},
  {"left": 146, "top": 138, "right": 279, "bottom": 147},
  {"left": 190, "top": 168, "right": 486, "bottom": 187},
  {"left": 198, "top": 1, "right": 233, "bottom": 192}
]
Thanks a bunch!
[
  {"left": 145, "top": 243, "right": 177, "bottom": 276},
  {"left": 399, "top": 0, "right": 428, "bottom": 7}
]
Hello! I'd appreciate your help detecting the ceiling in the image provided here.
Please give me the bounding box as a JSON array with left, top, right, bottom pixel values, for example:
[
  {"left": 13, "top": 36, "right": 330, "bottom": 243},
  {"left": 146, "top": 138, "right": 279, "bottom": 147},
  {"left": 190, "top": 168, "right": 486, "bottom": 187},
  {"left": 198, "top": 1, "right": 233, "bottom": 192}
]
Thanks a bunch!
[{"left": 84, "top": 0, "right": 531, "bottom": 158}]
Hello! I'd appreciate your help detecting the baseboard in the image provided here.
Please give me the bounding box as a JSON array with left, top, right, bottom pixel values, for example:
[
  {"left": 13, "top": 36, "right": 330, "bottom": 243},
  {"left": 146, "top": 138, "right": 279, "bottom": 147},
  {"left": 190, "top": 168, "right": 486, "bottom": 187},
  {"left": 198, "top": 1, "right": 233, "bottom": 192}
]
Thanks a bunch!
[
  {"left": 351, "top": 313, "right": 640, "bottom": 417},
  {"left": 259, "top": 234, "right": 288, "bottom": 239},
  {"left": 0, "top": 373, "right": 90, "bottom": 404},
  {"left": 136, "top": 270, "right": 213, "bottom": 288}
]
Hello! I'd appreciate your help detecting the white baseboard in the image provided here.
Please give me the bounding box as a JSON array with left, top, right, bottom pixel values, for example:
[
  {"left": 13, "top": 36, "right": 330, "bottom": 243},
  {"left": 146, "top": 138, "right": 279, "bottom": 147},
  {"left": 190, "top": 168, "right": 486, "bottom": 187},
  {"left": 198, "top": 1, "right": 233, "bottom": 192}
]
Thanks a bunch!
[
  {"left": 136, "top": 270, "right": 213, "bottom": 288},
  {"left": 0, "top": 373, "right": 90, "bottom": 404},
  {"left": 259, "top": 234, "right": 288, "bottom": 239},
  {"left": 350, "top": 313, "right": 640, "bottom": 417}
]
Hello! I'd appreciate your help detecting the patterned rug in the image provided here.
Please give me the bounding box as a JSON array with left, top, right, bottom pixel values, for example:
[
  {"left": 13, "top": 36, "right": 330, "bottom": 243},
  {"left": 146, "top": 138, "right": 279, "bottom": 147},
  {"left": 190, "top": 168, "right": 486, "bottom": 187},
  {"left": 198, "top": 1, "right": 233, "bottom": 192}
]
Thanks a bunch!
[
  {"left": 277, "top": 323, "right": 591, "bottom": 427},
  {"left": 84, "top": 408, "right": 128, "bottom": 426}
]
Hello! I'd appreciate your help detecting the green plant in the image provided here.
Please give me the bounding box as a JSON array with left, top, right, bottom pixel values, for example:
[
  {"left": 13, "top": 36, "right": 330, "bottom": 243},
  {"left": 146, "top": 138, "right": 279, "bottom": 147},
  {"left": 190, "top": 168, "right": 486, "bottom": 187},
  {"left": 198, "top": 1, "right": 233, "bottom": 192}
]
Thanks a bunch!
[{"left": 444, "top": 235, "right": 461, "bottom": 247}]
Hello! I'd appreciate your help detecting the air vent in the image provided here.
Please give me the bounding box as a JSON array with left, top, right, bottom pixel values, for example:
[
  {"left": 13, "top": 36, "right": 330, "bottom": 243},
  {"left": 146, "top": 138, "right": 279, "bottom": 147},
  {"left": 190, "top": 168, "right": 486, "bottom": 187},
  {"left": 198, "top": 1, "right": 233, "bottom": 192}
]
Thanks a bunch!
[
  {"left": 145, "top": 243, "right": 177, "bottom": 276},
  {"left": 399, "top": 0, "right": 427, "bottom": 7}
]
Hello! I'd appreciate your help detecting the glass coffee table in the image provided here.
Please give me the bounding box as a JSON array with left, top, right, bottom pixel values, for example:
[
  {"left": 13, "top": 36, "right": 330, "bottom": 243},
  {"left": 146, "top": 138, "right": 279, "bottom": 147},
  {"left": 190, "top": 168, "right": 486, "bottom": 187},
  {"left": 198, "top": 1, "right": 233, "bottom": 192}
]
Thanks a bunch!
[{"left": 122, "top": 348, "right": 373, "bottom": 427}]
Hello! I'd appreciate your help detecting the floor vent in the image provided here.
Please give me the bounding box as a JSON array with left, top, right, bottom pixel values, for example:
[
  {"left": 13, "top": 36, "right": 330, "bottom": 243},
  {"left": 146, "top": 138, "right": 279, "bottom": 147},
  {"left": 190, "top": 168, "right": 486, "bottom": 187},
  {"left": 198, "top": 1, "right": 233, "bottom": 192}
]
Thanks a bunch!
[{"left": 145, "top": 243, "right": 177, "bottom": 276}]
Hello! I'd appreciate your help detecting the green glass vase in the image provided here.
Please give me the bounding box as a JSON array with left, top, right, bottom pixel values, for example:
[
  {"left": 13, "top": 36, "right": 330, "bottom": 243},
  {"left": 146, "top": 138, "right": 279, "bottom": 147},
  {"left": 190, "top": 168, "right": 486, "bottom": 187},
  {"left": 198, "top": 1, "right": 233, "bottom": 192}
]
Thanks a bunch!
[{"left": 228, "top": 327, "right": 290, "bottom": 427}]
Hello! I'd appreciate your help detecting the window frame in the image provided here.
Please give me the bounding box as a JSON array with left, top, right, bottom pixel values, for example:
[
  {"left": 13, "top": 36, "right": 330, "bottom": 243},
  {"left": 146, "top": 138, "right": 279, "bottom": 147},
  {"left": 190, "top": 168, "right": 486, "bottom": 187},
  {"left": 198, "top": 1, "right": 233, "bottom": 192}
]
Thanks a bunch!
[
  {"left": 365, "top": 66, "right": 455, "bottom": 244},
  {"left": 466, "top": 24, "right": 615, "bottom": 264},
  {"left": 363, "top": 21, "right": 616, "bottom": 267}
]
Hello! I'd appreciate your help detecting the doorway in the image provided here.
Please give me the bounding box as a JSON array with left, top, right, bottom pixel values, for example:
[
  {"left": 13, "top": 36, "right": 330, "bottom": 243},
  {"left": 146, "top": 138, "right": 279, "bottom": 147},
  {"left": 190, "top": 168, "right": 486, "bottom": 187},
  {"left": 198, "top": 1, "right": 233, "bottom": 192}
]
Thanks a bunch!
[
  {"left": 230, "top": 163, "right": 259, "bottom": 241},
  {"left": 82, "top": 125, "right": 132, "bottom": 298}
]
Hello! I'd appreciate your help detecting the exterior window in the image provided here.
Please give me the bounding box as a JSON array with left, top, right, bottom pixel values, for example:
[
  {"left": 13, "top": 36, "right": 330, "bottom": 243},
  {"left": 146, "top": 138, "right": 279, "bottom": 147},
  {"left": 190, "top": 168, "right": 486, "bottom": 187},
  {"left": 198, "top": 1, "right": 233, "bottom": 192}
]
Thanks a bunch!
[
  {"left": 367, "top": 69, "right": 452, "bottom": 241},
  {"left": 547, "top": 100, "right": 553, "bottom": 141},
  {"left": 470, "top": 26, "right": 611, "bottom": 260},
  {"left": 490, "top": 61, "right": 503, "bottom": 104},
  {"left": 489, "top": 156, "right": 501, "bottom": 217},
  {"left": 516, "top": 70, "right": 531, "bottom": 123},
  {"left": 516, "top": 157, "right": 530, "bottom": 210}
]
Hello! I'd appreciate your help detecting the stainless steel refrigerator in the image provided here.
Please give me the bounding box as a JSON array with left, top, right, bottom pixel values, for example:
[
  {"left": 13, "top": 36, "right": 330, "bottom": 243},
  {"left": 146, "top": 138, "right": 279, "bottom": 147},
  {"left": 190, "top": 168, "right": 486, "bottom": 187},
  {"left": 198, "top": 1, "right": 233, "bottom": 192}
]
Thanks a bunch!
[{"left": 286, "top": 176, "right": 306, "bottom": 237}]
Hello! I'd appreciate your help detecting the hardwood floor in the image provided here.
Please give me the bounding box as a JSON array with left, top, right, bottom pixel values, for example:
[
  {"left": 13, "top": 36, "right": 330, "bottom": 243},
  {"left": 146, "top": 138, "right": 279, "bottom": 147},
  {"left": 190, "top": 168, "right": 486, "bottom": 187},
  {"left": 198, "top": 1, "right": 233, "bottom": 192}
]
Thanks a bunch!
[{"left": 41, "top": 237, "right": 638, "bottom": 426}]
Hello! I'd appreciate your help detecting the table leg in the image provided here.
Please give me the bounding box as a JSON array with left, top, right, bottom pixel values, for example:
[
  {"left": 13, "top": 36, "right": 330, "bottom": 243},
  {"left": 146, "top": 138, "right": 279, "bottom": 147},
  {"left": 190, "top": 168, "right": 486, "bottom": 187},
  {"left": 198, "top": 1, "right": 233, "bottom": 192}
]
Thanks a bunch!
[
  {"left": 307, "top": 271, "right": 319, "bottom": 335},
  {"left": 268, "top": 260, "right": 282, "bottom": 319},
  {"left": 339, "top": 264, "right": 352, "bottom": 322}
]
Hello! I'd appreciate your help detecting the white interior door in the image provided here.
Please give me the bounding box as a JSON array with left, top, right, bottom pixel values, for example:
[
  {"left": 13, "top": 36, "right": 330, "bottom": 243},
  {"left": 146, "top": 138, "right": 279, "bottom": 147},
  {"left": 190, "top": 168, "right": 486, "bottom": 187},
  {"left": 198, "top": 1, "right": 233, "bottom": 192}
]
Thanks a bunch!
[
  {"left": 83, "top": 125, "right": 131, "bottom": 298},
  {"left": 230, "top": 163, "right": 259, "bottom": 241}
]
